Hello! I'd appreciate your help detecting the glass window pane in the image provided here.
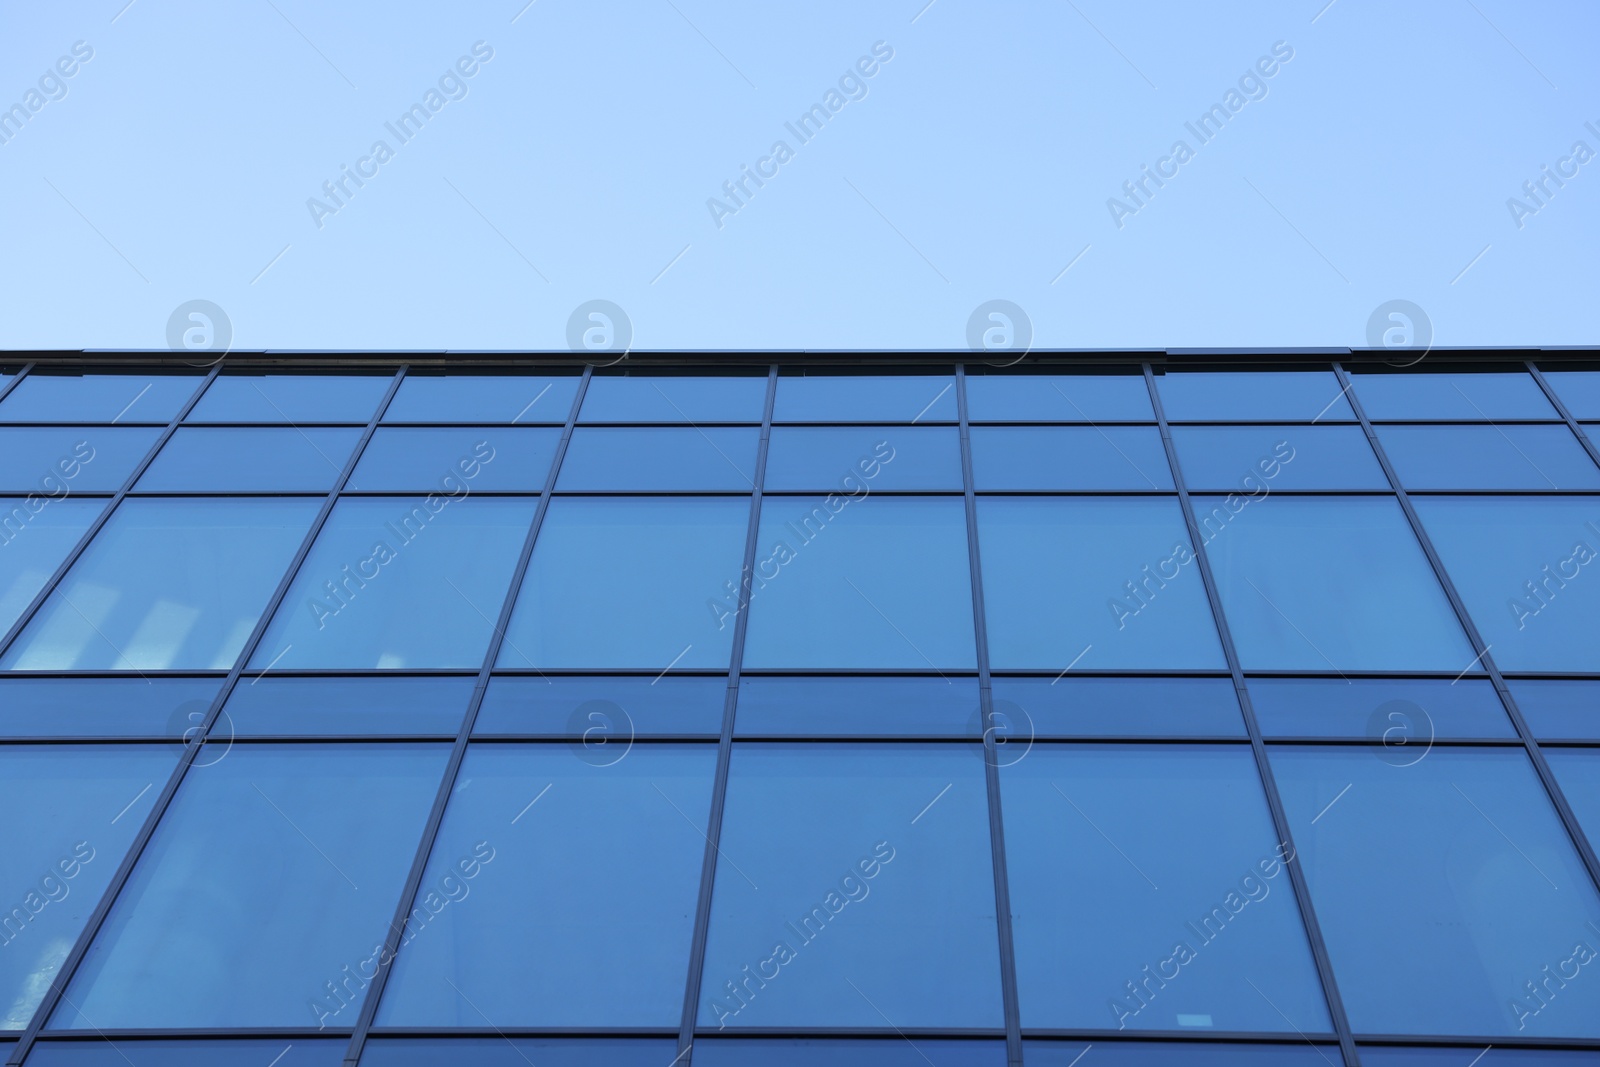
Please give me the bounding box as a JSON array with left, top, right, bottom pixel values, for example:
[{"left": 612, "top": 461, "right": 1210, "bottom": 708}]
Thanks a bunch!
[
  {"left": 0, "top": 374, "right": 200, "bottom": 424},
  {"left": 699, "top": 743, "right": 1003, "bottom": 1028},
  {"left": 1172, "top": 426, "right": 1385, "bottom": 491},
  {"left": 977, "top": 497, "right": 1224, "bottom": 670},
  {"left": 251, "top": 497, "right": 535, "bottom": 670},
  {"left": 970, "top": 427, "right": 1173, "bottom": 490},
  {"left": 1361, "top": 1048, "right": 1600, "bottom": 1067},
  {"left": 189, "top": 373, "right": 391, "bottom": 423},
  {"left": 0, "top": 677, "right": 219, "bottom": 738},
  {"left": 774, "top": 374, "right": 956, "bottom": 423},
  {"left": 348, "top": 427, "right": 558, "bottom": 492},
  {"left": 1546, "top": 750, "right": 1600, "bottom": 863},
  {"left": 1201, "top": 495, "right": 1472, "bottom": 670},
  {"left": 1510, "top": 680, "right": 1600, "bottom": 740},
  {"left": 1156, "top": 370, "right": 1352, "bottom": 421},
  {"left": 1352, "top": 371, "right": 1556, "bottom": 420},
  {"left": 475, "top": 676, "right": 726, "bottom": 737},
  {"left": 695, "top": 1038, "right": 1007, "bottom": 1067},
  {"left": 1378, "top": 425, "right": 1600, "bottom": 490},
  {"left": 500, "top": 497, "right": 749, "bottom": 669},
  {"left": 1411, "top": 496, "right": 1600, "bottom": 672},
  {"left": 990, "top": 677, "right": 1244, "bottom": 738},
  {"left": 2, "top": 498, "right": 319, "bottom": 671},
  {"left": 580, "top": 375, "right": 767, "bottom": 422},
  {"left": 0, "top": 744, "right": 178, "bottom": 1029},
  {"left": 1271, "top": 745, "right": 1600, "bottom": 1037},
  {"left": 24, "top": 1039, "right": 345, "bottom": 1066},
  {"left": 742, "top": 496, "right": 976, "bottom": 669},
  {"left": 965, "top": 372, "right": 1153, "bottom": 422},
  {"left": 1002, "top": 744, "right": 1330, "bottom": 1032},
  {"left": 0, "top": 427, "right": 160, "bottom": 492},
  {"left": 0, "top": 498, "right": 104, "bottom": 637},
  {"left": 1544, "top": 370, "right": 1600, "bottom": 419},
  {"left": 223, "top": 676, "right": 474, "bottom": 736},
  {"left": 137, "top": 427, "right": 360, "bottom": 492},
  {"left": 361, "top": 1038, "right": 678, "bottom": 1067},
  {"left": 735, "top": 676, "right": 980, "bottom": 737},
  {"left": 1250, "top": 678, "right": 1513, "bottom": 739},
  {"left": 377, "top": 743, "right": 715, "bottom": 1026},
  {"left": 54, "top": 743, "right": 448, "bottom": 1029},
  {"left": 1026, "top": 1042, "right": 1341, "bottom": 1066},
  {"left": 557, "top": 427, "right": 758, "bottom": 491},
  {"left": 764, "top": 427, "right": 957, "bottom": 491},
  {"left": 382, "top": 373, "right": 579, "bottom": 423}
]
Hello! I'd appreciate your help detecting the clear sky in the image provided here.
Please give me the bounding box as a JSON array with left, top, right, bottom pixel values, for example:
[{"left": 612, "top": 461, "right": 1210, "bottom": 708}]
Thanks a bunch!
[{"left": 0, "top": 0, "right": 1595, "bottom": 353}]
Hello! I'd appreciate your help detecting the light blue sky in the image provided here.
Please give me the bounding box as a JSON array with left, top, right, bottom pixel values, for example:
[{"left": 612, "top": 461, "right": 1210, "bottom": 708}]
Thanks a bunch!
[{"left": 0, "top": 0, "right": 1595, "bottom": 352}]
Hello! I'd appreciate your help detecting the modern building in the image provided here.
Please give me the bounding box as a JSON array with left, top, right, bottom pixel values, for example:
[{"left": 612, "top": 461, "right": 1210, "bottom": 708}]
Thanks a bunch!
[{"left": 0, "top": 351, "right": 1597, "bottom": 1067}]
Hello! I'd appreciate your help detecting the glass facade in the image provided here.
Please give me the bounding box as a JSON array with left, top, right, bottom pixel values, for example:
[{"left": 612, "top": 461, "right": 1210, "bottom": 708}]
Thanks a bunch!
[{"left": 0, "top": 358, "right": 1597, "bottom": 1066}]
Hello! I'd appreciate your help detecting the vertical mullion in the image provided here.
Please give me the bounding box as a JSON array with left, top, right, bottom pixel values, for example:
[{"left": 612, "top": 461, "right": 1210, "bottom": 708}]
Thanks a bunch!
[
  {"left": 1334, "top": 362, "right": 1600, "bottom": 882},
  {"left": 1142, "top": 364, "right": 1362, "bottom": 1067},
  {"left": 341, "top": 366, "right": 594, "bottom": 1065},
  {"left": 0, "top": 367, "right": 218, "bottom": 659},
  {"left": 676, "top": 364, "right": 778, "bottom": 1062},
  {"left": 1526, "top": 359, "right": 1600, "bottom": 470},
  {"left": 954, "top": 365, "right": 1024, "bottom": 1066},
  {"left": 5, "top": 364, "right": 408, "bottom": 1067}
]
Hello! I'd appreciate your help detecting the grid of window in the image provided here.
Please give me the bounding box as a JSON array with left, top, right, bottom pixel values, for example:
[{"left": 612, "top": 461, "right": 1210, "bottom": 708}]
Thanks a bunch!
[{"left": 0, "top": 360, "right": 1598, "bottom": 1067}]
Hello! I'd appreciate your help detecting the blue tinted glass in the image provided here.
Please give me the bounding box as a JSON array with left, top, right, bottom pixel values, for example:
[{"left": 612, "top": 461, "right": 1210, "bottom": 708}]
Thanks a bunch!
[
  {"left": 965, "top": 372, "right": 1154, "bottom": 422},
  {"left": 1412, "top": 496, "right": 1600, "bottom": 672},
  {"left": 990, "top": 677, "right": 1244, "bottom": 737},
  {"left": 970, "top": 426, "right": 1173, "bottom": 490},
  {"left": 0, "top": 677, "right": 219, "bottom": 738},
  {"left": 56, "top": 743, "right": 448, "bottom": 1028},
  {"left": 377, "top": 743, "right": 715, "bottom": 1026},
  {"left": 695, "top": 1039, "right": 1008, "bottom": 1067},
  {"left": 1250, "top": 678, "right": 1513, "bottom": 739},
  {"left": 348, "top": 427, "right": 557, "bottom": 492},
  {"left": 557, "top": 427, "right": 758, "bottom": 490},
  {"left": 1361, "top": 1049, "right": 1600, "bottom": 1067},
  {"left": 500, "top": 497, "right": 749, "bottom": 669},
  {"left": 1353, "top": 371, "right": 1557, "bottom": 420},
  {"left": 580, "top": 374, "right": 767, "bottom": 422},
  {"left": 774, "top": 374, "right": 956, "bottom": 422},
  {"left": 1172, "top": 425, "right": 1385, "bottom": 490},
  {"left": 1272, "top": 745, "right": 1600, "bottom": 1037},
  {"left": 1511, "top": 681, "right": 1600, "bottom": 740},
  {"left": 1026, "top": 1042, "right": 1342, "bottom": 1066},
  {"left": 382, "top": 373, "right": 580, "bottom": 423},
  {"left": 0, "top": 374, "right": 199, "bottom": 423},
  {"left": 1379, "top": 424, "right": 1600, "bottom": 490},
  {"left": 1001, "top": 744, "right": 1330, "bottom": 1032},
  {"left": 0, "top": 744, "right": 177, "bottom": 1029},
  {"left": 742, "top": 496, "right": 976, "bottom": 669},
  {"left": 1201, "top": 495, "right": 1472, "bottom": 670},
  {"left": 1545, "top": 371, "right": 1600, "bottom": 419},
  {"left": 977, "top": 497, "right": 1224, "bottom": 670},
  {"left": 252, "top": 497, "right": 535, "bottom": 669},
  {"left": 0, "top": 427, "right": 159, "bottom": 492},
  {"left": 1546, "top": 751, "right": 1600, "bottom": 864},
  {"left": 0, "top": 498, "right": 103, "bottom": 637},
  {"left": 1157, "top": 369, "right": 1352, "bottom": 421},
  {"left": 361, "top": 1038, "right": 678, "bottom": 1067},
  {"left": 224, "top": 676, "right": 474, "bottom": 735},
  {"left": 2, "top": 498, "right": 318, "bottom": 670},
  {"left": 189, "top": 373, "right": 392, "bottom": 423},
  {"left": 700, "top": 743, "right": 1002, "bottom": 1028},
  {"left": 735, "top": 676, "right": 980, "bottom": 737},
  {"left": 137, "top": 427, "right": 360, "bottom": 492},
  {"left": 475, "top": 676, "right": 726, "bottom": 736},
  {"left": 23, "top": 1040, "right": 345, "bottom": 1066},
  {"left": 765, "top": 427, "right": 957, "bottom": 491}
]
